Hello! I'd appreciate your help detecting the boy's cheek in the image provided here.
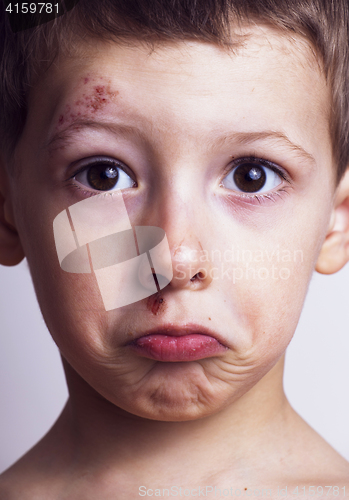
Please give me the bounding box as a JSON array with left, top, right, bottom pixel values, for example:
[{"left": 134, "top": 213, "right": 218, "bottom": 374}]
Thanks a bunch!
[{"left": 224, "top": 260, "right": 310, "bottom": 345}]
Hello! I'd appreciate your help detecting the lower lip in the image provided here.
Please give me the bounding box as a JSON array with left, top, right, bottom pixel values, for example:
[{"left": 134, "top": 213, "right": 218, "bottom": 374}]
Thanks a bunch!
[{"left": 131, "top": 334, "right": 226, "bottom": 362}]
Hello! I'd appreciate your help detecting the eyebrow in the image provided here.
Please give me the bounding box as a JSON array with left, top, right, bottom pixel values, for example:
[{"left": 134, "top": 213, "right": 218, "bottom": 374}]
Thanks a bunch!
[
  {"left": 43, "top": 120, "right": 146, "bottom": 153},
  {"left": 44, "top": 120, "right": 316, "bottom": 168},
  {"left": 211, "top": 130, "right": 316, "bottom": 167}
]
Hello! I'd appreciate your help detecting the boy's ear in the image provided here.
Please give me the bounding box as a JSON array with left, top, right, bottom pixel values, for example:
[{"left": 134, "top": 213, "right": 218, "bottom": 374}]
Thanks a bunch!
[
  {"left": 0, "top": 161, "right": 25, "bottom": 266},
  {"left": 316, "top": 168, "right": 349, "bottom": 274}
]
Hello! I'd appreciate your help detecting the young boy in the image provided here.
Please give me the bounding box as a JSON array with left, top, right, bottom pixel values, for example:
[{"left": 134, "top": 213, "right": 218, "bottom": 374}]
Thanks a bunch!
[{"left": 0, "top": 0, "right": 349, "bottom": 498}]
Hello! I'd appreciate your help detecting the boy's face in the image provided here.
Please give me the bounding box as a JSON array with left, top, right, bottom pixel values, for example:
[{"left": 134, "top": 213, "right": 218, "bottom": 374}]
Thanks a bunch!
[{"left": 5, "top": 27, "right": 336, "bottom": 420}]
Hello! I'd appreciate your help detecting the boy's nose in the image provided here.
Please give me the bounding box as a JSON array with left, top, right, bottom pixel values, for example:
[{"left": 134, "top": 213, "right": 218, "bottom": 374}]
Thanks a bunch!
[
  {"left": 134, "top": 171, "right": 216, "bottom": 291},
  {"left": 138, "top": 241, "right": 214, "bottom": 291},
  {"left": 169, "top": 243, "right": 213, "bottom": 289}
]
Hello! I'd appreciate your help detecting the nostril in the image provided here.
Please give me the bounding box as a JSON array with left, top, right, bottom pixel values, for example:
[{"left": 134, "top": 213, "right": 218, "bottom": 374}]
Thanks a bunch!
[{"left": 190, "top": 271, "right": 206, "bottom": 282}]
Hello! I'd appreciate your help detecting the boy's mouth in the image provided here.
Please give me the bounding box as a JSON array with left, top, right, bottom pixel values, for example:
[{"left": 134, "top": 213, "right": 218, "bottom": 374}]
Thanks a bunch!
[{"left": 127, "top": 324, "right": 228, "bottom": 362}]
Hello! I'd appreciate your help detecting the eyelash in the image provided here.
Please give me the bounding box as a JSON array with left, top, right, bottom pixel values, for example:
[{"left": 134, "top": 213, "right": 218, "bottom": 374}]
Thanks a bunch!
[
  {"left": 68, "top": 183, "right": 107, "bottom": 199},
  {"left": 223, "top": 156, "right": 292, "bottom": 205},
  {"left": 67, "top": 159, "right": 136, "bottom": 197},
  {"left": 239, "top": 188, "right": 291, "bottom": 205}
]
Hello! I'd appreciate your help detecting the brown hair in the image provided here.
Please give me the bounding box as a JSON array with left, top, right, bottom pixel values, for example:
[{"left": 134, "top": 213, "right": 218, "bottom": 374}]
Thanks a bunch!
[{"left": 1, "top": 0, "right": 349, "bottom": 182}]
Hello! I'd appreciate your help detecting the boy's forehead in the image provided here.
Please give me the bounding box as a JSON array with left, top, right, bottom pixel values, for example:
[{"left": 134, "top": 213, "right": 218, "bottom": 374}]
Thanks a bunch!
[
  {"left": 48, "top": 30, "right": 326, "bottom": 108},
  {"left": 29, "top": 27, "right": 332, "bottom": 171}
]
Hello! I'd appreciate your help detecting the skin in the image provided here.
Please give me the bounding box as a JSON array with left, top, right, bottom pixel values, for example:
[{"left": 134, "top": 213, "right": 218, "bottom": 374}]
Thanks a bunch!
[{"left": 0, "top": 27, "right": 349, "bottom": 499}]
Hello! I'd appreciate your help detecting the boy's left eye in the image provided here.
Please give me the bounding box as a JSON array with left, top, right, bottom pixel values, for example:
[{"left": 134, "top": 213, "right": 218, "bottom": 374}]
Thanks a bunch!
[
  {"left": 74, "top": 159, "right": 135, "bottom": 192},
  {"left": 222, "top": 159, "right": 283, "bottom": 194}
]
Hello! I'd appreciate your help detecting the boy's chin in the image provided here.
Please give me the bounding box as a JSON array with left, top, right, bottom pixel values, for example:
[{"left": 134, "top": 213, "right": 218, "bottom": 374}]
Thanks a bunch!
[
  {"left": 65, "top": 354, "right": 267, "bottom": 422},
  {"left": 121, "top": 390, "right": 229, "bottom": 422},
  {"left": 103, "top": 362, "right": 245, "bottom": 422}
]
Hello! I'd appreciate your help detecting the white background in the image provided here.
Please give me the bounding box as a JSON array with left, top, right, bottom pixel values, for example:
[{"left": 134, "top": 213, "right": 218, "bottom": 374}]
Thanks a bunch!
[{"left": 0, "top": 259, "right": 348, "bottom": 473}]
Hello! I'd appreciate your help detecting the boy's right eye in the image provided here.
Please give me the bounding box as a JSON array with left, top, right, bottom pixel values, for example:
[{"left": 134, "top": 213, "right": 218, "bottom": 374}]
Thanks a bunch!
[{"left": 73, "top": 158, "right": 136, "bottom": 192}]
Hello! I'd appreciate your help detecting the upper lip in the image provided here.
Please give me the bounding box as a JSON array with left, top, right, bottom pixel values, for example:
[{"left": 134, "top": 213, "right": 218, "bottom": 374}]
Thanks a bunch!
[{"left": 127, "top": 323, "right": 227, "bottom": 347}]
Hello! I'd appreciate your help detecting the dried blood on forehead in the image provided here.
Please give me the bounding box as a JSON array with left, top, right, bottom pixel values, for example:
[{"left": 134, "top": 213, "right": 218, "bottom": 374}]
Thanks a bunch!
[{"left": 57, "top": 75, "right": 119, "bottom": 128}]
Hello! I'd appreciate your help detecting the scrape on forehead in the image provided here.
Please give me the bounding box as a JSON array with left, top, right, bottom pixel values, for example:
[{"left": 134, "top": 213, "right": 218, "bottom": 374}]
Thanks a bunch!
[{"left": 56, "top": 74, "right": 119, "bottom": 129}]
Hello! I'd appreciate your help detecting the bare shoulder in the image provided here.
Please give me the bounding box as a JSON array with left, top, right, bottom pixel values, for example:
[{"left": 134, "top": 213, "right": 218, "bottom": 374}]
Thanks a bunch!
[
  {"left": 0, "top": 453, "right": 49, "bottom": 500},
  {"left": 0, "top": 445, "right": 77, "bottom": 500},
  {"left": 279, "top": 408, "right": 349, "bottom": 487},
  {"left": 0, "top": 406, "right": 76, "bottom": 500},
  {"left": 236, "top": 407, "right": 349, "bottom": 497}
]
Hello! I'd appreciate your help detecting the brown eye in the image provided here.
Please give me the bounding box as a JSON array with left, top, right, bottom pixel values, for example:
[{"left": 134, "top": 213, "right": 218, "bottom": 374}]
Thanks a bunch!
[
  {"left": 87, "top": 164, "right": 119, "bottom": 191},
  {"left": 74, "top": 160, "right": 135, "bottom": 192},
  {"left": 233, "top": 163, "right": 266, "bottom": 193},
  {"left": 222, "top": 159, "right": 282, "bottom": 194}
]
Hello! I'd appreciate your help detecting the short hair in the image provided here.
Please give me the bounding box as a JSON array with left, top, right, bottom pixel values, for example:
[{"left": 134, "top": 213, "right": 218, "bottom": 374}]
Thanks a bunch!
[{"left": 1, "top": 0, "right": 349, "bottom": 183}]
